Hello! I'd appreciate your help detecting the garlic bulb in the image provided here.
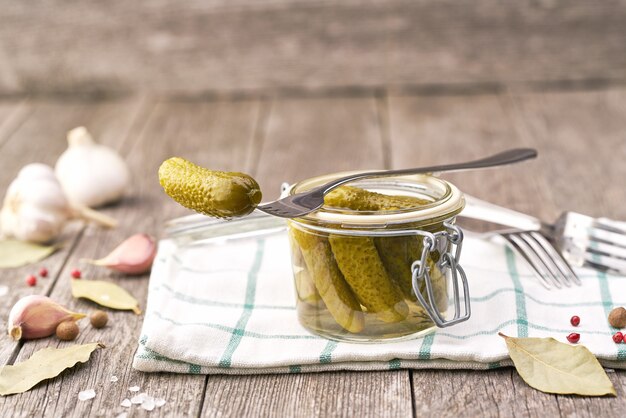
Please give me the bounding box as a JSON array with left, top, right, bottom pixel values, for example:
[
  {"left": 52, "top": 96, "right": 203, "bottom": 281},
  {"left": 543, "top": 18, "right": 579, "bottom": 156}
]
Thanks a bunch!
[
  {"left": 0, "top": 163, "right": 117, "bottom": 243},
  {"left": 0, "top": 164, "right": 70, "bottom": 243},
  {"left": 55, "top": 127, "right": 130, "bottom": 208}
]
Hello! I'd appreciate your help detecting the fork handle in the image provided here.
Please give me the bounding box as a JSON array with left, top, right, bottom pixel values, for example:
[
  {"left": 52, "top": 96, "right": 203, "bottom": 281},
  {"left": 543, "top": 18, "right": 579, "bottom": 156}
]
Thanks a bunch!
[
  {"left": 318, "top": 148, "right": 537, "bottom": 194},
  {"left": 460, "top": 195, "right": 543, "bottom": 231}
]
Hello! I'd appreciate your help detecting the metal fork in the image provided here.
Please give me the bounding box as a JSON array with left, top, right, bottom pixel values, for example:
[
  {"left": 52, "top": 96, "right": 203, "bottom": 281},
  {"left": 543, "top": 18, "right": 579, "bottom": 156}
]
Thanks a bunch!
[
  {"left": 462, "top": 195, "right": 626, "bottom": 288},
  {"left": 256, "top": 148, "right": 537, "bottom": 218}
]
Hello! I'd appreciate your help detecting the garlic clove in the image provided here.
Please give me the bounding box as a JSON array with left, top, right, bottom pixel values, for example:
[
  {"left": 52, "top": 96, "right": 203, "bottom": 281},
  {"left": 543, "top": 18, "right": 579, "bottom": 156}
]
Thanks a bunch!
[
  {"left": 55, "top": 127, "right": 130, "bottom": 208},
  {"left": 82, "top": 233, "right": 156, "bottom": 275},
  {"left": 8, "top": 295, "right": 86, "bottom": 340}
]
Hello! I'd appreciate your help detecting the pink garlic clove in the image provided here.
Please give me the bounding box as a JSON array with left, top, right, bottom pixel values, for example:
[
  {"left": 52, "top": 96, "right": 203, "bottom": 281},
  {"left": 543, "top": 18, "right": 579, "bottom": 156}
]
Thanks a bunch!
[
  {"left": 83, "top": 233, "right": 156, "bottom": 275},
  {"left": 8, "top": 295, "right": 86, "bottom": 340}
]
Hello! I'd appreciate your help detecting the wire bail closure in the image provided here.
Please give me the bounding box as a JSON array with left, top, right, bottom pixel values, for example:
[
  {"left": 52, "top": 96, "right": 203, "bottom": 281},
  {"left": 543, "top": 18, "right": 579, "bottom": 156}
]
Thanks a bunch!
[{"left": 411, "top": 221, "right": 471, "bottom": 328}]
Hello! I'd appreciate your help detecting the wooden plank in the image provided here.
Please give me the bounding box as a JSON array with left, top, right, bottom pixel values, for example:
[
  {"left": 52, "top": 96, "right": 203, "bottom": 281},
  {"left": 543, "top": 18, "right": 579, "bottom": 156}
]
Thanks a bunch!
[
  {"left": 204, "top": 371, "right": 411, "bottom": 418},
  {"left": 0, "top": 98, "right": 147, "bottom": 366},
  {"left": 411, "top": 369, "right": 569, "bottom": 417},
  {"left": 201, "top": 96, "right": 413, "bottom": 417},
  {"left": 0, "top": 100, "right": 262, "bottom": 416},
  {"left": 2, "top": 1, "right": 626, "bottom": 96}
]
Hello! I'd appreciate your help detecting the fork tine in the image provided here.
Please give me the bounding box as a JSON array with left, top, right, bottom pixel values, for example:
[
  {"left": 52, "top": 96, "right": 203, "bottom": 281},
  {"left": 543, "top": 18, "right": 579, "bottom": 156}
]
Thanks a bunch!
[
  {"left": 586, "top": 239, "right": 626, "bottom": 261},
  {"left": 502, "top": 234, "right": 556, "bottom": 290},
  {"left": 589, "top": 227, "right": 626, "bottom": 249},
  {"left": 528, "top": 231, "right": 581, "bottom": 286},
  {"left": 516, "top": 232, "right": 572, "bottom": 288},
  {"left": 584, "top": 252, "right": 626, "bottom": 275},
  {"left": 594, "top": 218, "right": 626, "bottom": 236}
]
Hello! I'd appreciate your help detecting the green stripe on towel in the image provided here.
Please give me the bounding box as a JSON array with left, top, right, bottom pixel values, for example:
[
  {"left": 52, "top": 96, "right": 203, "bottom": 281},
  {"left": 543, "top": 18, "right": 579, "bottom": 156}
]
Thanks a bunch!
[
  {"left": 159, "top": 283, "right": 295, "bottom": 310},
  {"left": 389, "top": 358, "right": 402, "bottom": 369},
  {"left": 505, "top": 247, "right": 528, "bottom": 337},
  {"left": 219, "top": 239, "right": 265, "bottom": 368},
  {"left": 597, "top": 268, "right": 626, "bottom": 360},
  {"left": 418, "top": 334, "right": 435, "bottom": 360},
  {"left": 320, "top": 341, "right": 338, "bottom": 364},
  {"left": 289, "top": 365, "right": 302, "bottom": 373},
  {"left": 152, "top": 311, "right": 318, "bottom": 340}
]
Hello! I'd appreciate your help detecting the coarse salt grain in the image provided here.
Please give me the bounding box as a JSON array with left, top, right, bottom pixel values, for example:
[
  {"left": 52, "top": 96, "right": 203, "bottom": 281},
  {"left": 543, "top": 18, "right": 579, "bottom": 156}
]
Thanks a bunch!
[
  {"left": 131, "top": 393, "right": 149, "bottom": 404},
  {"left": 78, "top": 389, "right": 96, "bottom": 401},
  {"left": 120, "top": 399, "right": 131, "bottom": 408},
  {"left": 155, "top": 398, "right": 166, "bottom": 407},
  {"left": 128, "top": 385, "right": 140, "bottom": 392},
  {"left": 110, "top": 376, "right": 118, "bottom": 382},
  {"left": 115, "top": 413, "right": 128, "bottom": 418},
  {"left": 0, "top": 285, "right": 8, "bottom": 297},
  {"left": 141, "top": 397, "right": 156, "bottom": 411}
]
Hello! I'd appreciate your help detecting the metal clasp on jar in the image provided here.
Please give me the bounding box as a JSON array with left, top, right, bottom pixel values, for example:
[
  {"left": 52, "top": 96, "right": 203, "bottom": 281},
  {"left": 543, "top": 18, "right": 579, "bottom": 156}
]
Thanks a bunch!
[{"left": 411, "top": 221, "right": 471, "bottom": 327}]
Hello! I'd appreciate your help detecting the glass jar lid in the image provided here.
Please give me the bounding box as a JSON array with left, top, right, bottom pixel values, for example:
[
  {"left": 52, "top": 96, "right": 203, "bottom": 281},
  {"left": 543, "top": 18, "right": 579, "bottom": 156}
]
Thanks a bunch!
[{"left": 288, "top": 172, "right": 465, "bottom": 228}]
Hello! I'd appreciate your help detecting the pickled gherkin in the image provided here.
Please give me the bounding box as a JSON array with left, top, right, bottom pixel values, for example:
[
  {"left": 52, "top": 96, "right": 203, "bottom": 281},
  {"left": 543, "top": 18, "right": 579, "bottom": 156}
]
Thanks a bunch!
[
  {"left": 427, "top": 258, "right": 449, "bottom": 313},
  {"left": 374, "top": 236, "right": 420, "bottom": 301},
  {"left": 158, "top": 157, "right": 262, "bottom": 218},
  {"left": 289, "top": 236, "right": 322, "bottom": 305},
  {"left": 329, "top": 235, "right": 409, "bottom": 323},
  {"left": 289, "top": 227, "right": 364, "bottom": 333},
  {"left": 324, "top": 186, "right": 430, "bottom": 211}
]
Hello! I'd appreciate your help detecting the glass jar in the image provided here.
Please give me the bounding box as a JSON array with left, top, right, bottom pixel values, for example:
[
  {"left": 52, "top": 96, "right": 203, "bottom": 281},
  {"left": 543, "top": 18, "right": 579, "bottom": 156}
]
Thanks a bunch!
[{"left": 286, "top": 173, "right": 470, "bottom": 342}]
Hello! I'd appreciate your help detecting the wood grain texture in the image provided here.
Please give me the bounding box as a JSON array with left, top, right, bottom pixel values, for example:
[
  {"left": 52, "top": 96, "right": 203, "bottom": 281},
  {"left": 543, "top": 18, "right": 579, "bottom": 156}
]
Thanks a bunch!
[
  {"left": 201, "top": 96, "right": 414, "bottom": 417},
  {"left": 0, "top": 98, "right": 145, "bottom": 366},
  {"left": 0, "top": 99, "right": 30, "bottom": 147},
  {"left": 0, "top": 100, "right": 262, "bottom": 417},
  {"left": 506, "top": 89, "right": 626, "bottom": 220},
  {"left": 387, "top": 94, "right": 558, "bottom": 219},
  {"left": 254, "top": 97, "right": 385, "bottom": 198},
  {"left": 2, "top": 0, "right": 626, "bottom": 96},
  {"left": 204, "top": 371, "right": 411, "bottom": 417},
  {"left": 412, "top": 369, "right": 566, "bottom": 417}
]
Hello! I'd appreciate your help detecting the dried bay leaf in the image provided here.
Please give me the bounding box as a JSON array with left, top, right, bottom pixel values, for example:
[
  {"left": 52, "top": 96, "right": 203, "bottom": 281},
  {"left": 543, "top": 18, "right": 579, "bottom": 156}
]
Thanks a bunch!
[
  {"left": 0, "top": 342, "right": 104, "bottom": 396},
  {"left": 499, "top": 333, "right": 616, "bottom": 396},
  {"left": 0, "top": 239, "right": 57, "bottom": 268},
  {"left": 72, "top": 279, "right": 141, "bottom": 314}
]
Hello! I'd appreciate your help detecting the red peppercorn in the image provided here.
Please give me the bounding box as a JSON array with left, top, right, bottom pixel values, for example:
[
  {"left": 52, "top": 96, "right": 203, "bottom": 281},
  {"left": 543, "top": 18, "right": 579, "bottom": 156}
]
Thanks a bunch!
[
  {"left": 613, "top": 332, "right": 624, "bottom": 343},
  {"left": 570, "top": 315, "right": 580, "bottom": 327},
  {"left": 566, "top": 333, "right": 580, "bottom": 344},
  {"left": 39, "top": 267, "right": 48, "bottom": 278},
  {"left": 25, "top": 275, "right": 37, "bottom": 287},
  {"left": 70, "top": 269, "right": 81, "bottom": 279}
]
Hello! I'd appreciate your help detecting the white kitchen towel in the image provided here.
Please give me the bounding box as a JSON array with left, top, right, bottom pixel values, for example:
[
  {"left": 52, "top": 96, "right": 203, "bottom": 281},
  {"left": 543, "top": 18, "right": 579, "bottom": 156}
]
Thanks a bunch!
[{"left": 133, "top": 215, "right": 626, "bottom": 374}]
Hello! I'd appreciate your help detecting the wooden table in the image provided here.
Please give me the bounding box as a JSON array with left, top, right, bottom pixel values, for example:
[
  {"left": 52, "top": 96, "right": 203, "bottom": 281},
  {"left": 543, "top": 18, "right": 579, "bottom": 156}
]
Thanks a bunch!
[{"left": 1, "top": 88, "right": 625, "bottom": 417}]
